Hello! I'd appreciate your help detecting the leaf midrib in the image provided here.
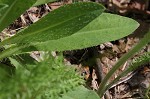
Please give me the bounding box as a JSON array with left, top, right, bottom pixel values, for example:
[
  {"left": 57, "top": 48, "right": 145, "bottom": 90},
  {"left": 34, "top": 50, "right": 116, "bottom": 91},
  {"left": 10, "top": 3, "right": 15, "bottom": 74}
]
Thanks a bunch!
[
  {"left": 8, "top": 9, "right": 102, "bottom": 41},
  {"left": 4, "top": 22, "right": 136, "bottom": 47},
  {"left": 29, "top": 25, "right": 137, "bottom": 45},
  {"left": 0, "top": 24, "right": 132, "bottom": 57}
]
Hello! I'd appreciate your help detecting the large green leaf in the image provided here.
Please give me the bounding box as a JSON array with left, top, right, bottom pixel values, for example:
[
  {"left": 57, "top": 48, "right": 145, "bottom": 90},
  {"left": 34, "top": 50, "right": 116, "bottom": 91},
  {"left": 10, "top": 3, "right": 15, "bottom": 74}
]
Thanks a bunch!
[
  {"left": 19, "top": 13, "right": 139, "bottom": 51},
  {"left": 33, "top": 0, "right": 57, "bottom": 6},
  {"left": 0, "top": 13, "right": 139, "bottom": 60},
  {"left": 0, "top": 2, "right": 105, "bottom": 46},
  {"left": 0, "top": 0, "right": 37, "bottom": 32},
  {"left": 59, "top": 86, "right": 100, "bottom": 99}
]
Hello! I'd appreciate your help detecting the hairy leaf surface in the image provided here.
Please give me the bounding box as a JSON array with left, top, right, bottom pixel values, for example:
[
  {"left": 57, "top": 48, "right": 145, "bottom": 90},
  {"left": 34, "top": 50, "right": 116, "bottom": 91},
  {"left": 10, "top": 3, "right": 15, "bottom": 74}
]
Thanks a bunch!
[
  {"left": 0, "top": 13, "right": 139, "bottom": 59},
  {"left": 0, "top": 2, "right": 105, "bottom": 46},
  {"left": 19, "top": 13, "right": 139, "bottom": 51},
  {"left": 0, "top": 0, "right": 37, "bottom": 32}
]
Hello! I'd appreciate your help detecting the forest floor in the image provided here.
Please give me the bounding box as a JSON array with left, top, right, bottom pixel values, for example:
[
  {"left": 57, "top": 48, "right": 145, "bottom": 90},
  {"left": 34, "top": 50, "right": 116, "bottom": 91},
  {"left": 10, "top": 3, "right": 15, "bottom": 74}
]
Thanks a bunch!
[{"left": 1, "top": 0, "right": 150, "bottom": 99}]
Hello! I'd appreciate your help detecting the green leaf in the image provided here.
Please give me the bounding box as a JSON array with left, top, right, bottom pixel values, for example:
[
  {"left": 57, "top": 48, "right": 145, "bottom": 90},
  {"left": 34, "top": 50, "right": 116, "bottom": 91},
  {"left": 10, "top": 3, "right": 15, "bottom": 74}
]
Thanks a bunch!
[
  {"left": 105, "top": 52, "right": 150, "bottom": 93},
  {"left": 9, "top": 53, "right": 38, "bottom": 69},
  {"left": 97, "top": 30, "right": 150, "bottom": 97},
  {"left": 33, "top": 0, "right": 57, "bottom": 6},
  {"left": 59, "top": 86, "right": 100, "bottom": 99},
  {"left": 17, "top": 13, "right": 139, "bottom": 52},
  {"left": 0, "top": 13, "right": 139, "bottom": 60},
  {"left": 0, "top": 0, "right": 37, "bottom": 32},
  {"left": 0, "top": 2, "right": 105, "bottom": 46}
]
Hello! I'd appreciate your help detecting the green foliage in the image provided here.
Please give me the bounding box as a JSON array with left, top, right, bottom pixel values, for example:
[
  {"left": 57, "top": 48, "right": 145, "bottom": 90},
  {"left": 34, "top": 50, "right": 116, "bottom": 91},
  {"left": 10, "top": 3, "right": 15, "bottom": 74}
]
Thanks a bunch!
[
  {"left": 9, "top": 53, "right": 38, "bottom": 69},
  {"left": 0, "top": 7, "right": 138, "bottom": 59},
  {"left": 0, "top": 2, "right": 105, "bottom": 46},
  {"left": 145, "top": 86, "right": 150, "bottom": 99},
  {"left": 59, "top": 86, "right": 100, "bottom": 99},
  {"left": 0, "top": 0, "right": 37, "bottom": 32},
  {"left": 0, "top": 3, "right": 8, "bottom": 15},
  {"left": 0, "top": 1, "right": 143, "bottom": 99},
  {"left": 103, "top": 52, "right": 150, "bottom": 94},
  {"left": 98, "top": 31, "right": 150, "bottom": 97},
  {"left": 130, "top": 52, "right": 150, "bottom": 69},
  {"left": 0, "top": 54, "right": 83, "bottom": 99},
  {"left": 18, "top": 13, "right": 138, "bottom": 52},
  {"left": 33, "top": 0, "right": 58, "bottom": 6}
]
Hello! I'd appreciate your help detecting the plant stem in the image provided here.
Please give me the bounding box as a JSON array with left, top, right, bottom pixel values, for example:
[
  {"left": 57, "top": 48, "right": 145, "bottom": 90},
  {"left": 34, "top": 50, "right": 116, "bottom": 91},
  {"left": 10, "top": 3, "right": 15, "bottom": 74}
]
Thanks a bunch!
[{"left": 97, "top": 31, "right": 150, "bottom": 98}]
